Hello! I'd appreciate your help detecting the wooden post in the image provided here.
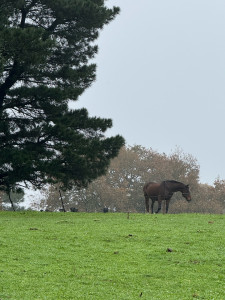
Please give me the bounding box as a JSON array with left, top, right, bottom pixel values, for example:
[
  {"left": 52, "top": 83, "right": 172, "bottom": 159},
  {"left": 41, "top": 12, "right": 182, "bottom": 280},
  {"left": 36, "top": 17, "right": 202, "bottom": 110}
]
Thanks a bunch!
[{"left": 127, "top": 192, "right": 130, "bottom": 219}]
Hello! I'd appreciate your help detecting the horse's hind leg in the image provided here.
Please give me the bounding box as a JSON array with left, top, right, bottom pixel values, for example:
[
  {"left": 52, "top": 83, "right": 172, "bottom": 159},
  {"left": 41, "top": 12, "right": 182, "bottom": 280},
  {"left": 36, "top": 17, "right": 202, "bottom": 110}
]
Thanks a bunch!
[
  {"left": 144, "top": 194, "right": 150, "bottom": 213},
  {"left": 150, "top": 198, "right": 154, "bottom": 214},
  {"left": 156, "top": 196, "right": 162, "bottom": 213}
]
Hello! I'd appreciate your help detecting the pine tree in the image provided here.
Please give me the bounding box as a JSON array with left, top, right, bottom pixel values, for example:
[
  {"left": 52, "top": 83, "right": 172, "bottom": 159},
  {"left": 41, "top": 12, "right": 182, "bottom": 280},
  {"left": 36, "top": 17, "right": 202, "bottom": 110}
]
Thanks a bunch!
[{"left": 0, "top": 0, "right": 124, "bottom": 192}]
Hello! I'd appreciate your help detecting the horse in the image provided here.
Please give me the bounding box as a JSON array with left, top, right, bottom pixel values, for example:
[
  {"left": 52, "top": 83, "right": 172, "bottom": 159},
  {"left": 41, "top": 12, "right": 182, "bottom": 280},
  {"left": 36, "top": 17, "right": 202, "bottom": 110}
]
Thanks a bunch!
[{"left": 143, "top": 180, "right": 191, "bottom": 214}]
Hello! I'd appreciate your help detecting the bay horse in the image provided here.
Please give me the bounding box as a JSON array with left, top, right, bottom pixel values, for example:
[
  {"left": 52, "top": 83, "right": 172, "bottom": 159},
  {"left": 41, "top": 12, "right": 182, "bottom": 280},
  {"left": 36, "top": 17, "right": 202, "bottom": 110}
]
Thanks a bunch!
[{"left": 143, "top": 180, "right": 191, "bottom": 214}]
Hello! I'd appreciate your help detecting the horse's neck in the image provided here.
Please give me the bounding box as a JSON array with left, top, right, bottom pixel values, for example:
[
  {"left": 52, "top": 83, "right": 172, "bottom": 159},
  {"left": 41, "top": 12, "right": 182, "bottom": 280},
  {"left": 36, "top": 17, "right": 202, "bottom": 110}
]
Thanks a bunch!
[
  {"left": 162, "top": 181, "right": 184, "bottom": 196},
  {"left": 170, "top": 182, "right": 184, "bottom": 192}
]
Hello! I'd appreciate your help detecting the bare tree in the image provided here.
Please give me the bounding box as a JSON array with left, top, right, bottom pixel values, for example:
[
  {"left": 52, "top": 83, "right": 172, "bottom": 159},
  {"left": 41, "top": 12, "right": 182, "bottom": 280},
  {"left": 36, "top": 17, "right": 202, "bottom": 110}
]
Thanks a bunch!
[{"left": 40, "top": 146, "right": 225, "bottom": 214}]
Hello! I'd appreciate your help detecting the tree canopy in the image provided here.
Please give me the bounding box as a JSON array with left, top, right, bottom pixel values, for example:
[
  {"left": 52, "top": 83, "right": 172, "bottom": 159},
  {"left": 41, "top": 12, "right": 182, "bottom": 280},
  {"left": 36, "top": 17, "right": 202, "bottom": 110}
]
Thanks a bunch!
[{"left": 0, "top": 0, "right": 124, "bottom": 192}]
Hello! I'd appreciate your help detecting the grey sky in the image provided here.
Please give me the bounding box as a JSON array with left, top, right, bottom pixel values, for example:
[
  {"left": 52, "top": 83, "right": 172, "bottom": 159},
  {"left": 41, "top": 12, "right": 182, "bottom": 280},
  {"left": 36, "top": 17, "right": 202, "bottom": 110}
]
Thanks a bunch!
[{"left": 71, "top": 0, "right": 225, "bottom": 185}]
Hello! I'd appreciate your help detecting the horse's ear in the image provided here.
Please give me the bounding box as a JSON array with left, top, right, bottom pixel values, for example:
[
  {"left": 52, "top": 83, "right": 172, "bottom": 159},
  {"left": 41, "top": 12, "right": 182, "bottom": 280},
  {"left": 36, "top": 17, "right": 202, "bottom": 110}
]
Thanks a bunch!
[{"left": 186, "top": 184, "right": 189, "bottom": 188}]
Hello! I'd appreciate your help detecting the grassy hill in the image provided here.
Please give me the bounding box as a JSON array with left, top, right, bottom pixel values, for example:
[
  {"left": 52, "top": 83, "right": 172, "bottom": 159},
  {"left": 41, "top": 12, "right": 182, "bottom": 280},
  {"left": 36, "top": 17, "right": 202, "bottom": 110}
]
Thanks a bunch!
[{"left": 0, "top": 212, "right": 224, "bottom": 299}]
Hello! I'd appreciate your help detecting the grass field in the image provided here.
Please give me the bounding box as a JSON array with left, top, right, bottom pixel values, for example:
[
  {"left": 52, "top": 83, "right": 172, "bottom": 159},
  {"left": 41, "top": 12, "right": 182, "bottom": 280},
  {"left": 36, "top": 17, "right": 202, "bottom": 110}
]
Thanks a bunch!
[{"left": 0, "top": 212, "right": 224, "bottom": 300}]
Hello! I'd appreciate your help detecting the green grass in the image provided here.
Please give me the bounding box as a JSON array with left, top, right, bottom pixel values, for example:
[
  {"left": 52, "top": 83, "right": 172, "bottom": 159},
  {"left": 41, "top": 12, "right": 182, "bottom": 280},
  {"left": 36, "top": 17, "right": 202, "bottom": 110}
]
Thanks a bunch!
[{"left": 0, "top": 212, "right": 224, "bottom": 299}]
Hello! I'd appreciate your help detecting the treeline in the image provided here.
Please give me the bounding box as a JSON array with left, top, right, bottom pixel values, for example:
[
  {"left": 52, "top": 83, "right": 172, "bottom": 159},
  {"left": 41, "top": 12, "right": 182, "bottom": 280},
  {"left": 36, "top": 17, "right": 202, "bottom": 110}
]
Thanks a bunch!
[{"left": 37, "top": 146, "right": 225, "bottom": 214}]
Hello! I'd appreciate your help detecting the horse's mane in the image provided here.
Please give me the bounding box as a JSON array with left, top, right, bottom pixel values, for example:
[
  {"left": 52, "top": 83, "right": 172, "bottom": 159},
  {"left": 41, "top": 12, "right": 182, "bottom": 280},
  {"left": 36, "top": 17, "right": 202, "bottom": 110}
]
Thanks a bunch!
[{"left": 164, "top": 180, "right": 183, "bottom": 185}]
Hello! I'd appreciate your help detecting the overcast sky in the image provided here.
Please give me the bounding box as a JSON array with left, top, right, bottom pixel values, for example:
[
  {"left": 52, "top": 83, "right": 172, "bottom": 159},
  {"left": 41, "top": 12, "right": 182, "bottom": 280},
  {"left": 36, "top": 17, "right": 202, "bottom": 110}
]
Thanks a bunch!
[{"left": 71, "top": 0, "right": 225, "bottom": 185}]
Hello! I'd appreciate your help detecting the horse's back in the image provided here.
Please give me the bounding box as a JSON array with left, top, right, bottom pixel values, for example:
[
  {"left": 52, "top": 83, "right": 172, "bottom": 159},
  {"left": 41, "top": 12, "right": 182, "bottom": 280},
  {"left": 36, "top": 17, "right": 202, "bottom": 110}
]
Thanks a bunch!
[
  {"left": 143, "top": 182, "right": 160, "bottom": 196},
  {"left": 143, "top": 181, "right": 155, "bottom": 192}
]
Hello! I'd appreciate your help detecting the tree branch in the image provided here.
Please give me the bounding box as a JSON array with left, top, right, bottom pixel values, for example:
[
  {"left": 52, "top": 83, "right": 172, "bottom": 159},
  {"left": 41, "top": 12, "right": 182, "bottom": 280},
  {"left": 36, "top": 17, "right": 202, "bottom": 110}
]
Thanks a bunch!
[{"left": 0, "top": 61, "right": 24, "bottom": 108}]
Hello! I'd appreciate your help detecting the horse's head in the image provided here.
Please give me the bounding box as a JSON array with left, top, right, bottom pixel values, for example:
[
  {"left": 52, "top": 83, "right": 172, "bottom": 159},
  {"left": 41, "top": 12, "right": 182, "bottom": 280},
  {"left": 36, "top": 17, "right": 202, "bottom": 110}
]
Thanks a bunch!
[{"left": 182, "top": 184, "right": 191, "bottom": 202}]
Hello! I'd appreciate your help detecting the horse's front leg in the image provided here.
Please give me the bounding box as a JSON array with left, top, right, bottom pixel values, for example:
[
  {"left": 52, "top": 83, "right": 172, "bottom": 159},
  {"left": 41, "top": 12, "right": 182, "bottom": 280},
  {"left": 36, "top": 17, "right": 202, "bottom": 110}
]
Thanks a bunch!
[
  {"left": 166, "top": 199, "right": 170, "bottom": 213},
  {"left": 156, "top": 196, "right": 162, "bottom": 213}
]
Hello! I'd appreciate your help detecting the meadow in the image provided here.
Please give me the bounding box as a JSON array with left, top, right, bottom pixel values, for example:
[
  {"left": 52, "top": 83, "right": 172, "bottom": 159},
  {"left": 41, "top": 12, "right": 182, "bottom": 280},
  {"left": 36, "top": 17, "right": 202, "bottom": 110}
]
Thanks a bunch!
[{"left": 0, "top": 212, "right": 224, "bottom": 300}]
